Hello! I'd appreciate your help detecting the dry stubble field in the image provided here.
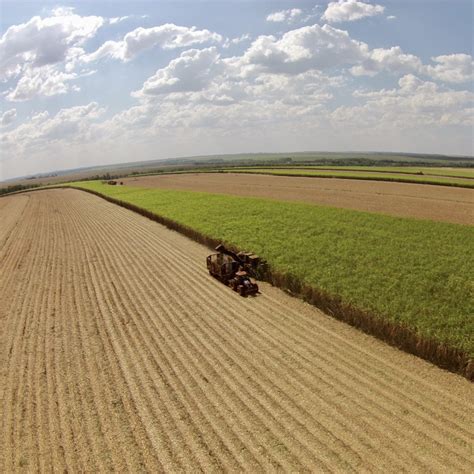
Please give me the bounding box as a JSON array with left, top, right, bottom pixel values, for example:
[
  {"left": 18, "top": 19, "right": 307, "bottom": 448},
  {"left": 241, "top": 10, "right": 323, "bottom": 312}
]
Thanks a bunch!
[
  {"left": 124, "top": 173, "right": 474, "bottom": 225},
  {"left": 1, "top": 189, "right": 473, "bottom": 472}
]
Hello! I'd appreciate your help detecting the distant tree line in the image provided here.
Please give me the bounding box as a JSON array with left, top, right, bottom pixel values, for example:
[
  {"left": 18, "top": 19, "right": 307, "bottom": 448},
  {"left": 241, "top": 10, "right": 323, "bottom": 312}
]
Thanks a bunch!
[{"left": 0, "top": 183, "right": 41, "bottom": 196}]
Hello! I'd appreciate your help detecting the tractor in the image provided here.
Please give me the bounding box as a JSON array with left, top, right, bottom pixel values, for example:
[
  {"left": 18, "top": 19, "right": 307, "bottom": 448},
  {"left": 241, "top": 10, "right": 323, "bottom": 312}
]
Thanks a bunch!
[{"left": 206, "top": 244, "right": 260, "bottom": 296}]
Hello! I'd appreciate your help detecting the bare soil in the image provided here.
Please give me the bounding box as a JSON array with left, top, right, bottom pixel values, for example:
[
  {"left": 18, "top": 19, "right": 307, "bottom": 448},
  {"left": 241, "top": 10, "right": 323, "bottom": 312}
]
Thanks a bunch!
[
  {"left": 1, "top": 189, "right": 473, "bottom": 472},
  {"left": 124, "top": 173, "right": 474, "bottom": 225}
]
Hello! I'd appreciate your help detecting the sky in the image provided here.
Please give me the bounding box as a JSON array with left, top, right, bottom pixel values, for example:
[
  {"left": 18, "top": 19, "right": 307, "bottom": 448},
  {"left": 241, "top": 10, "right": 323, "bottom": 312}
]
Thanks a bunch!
[{"left": 0, "top": 0, "right": 472, "bottom": 181}]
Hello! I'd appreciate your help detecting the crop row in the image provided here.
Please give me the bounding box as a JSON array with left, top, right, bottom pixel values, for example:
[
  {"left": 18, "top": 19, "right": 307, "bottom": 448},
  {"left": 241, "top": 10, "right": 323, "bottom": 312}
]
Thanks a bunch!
[{"left": 223, "top": 168, "right": 474, "bottom": 188}]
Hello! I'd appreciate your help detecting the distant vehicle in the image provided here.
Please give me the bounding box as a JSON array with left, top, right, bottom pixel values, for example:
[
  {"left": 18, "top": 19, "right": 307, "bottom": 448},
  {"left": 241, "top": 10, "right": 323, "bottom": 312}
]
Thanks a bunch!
[{"left": 207, "top": 244, "right": 260, "bottom": 296}]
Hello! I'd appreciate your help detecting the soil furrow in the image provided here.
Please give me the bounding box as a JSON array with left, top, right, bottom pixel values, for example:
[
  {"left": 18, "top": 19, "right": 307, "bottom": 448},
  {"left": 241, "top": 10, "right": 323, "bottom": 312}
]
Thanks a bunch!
[
  {"left": 75, "top": 195, "right": 345, "bottom": 471},
  {"left": 73, "top": 192, "right": 466, "bottom": 470},
  {"left": 61, "top": 200, "right": 133, "bottom": 472},
  {"left": 88, "top": 233, "right": 321, "bottom": 471},
  {"left": 104, "top": 229, "right": 381, "bottom": 471},
  {"left": 65, "top": 188, "right": 474, "bottom": 466},
  {"left": 64, "top": 198, "right": 164, "bottom": 472},
  {"left": 2, "top": 196, "right": 49, "bottom": 471},
  {"left": 73, "top": 199, "right": 263, "bottom": 472},
  {"left": 105, "top": 201, "right": 472, "bottom": 462},
  {"left": 125, "top": 236, "right": 434, "bottom": 470},
  {"left": 69, "top": 200, "right": 205, "bottom": 472}
]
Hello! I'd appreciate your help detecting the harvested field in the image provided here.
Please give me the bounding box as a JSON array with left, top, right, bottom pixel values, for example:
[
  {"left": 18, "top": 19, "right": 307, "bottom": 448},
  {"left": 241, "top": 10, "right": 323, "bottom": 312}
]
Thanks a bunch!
[
  {"left": 124, "top": 173, "right": 474, "bottom": 225},
  {"left": 1, "top": 189, "right": 473, "bottom": 472}
]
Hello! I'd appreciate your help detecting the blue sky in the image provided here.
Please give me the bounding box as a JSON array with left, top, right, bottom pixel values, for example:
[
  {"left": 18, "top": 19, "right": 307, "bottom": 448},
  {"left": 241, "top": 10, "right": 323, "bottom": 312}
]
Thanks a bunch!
[{"left": 1, "top": 0, "right": 472, "bottom": 180}]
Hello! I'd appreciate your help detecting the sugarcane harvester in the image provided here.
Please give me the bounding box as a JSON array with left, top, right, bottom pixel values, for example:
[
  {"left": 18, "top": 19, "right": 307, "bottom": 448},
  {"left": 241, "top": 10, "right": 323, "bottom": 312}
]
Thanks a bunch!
[{"left": 206, "top": 244, "right": 260, "bottom": 296}]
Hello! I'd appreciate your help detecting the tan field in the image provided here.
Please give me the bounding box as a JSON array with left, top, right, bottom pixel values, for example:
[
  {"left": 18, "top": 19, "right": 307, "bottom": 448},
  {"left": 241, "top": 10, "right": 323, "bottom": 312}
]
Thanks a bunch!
[
  {"left": 1, "top": 189, "right": 473, "bottom": 472},
  {"left": 124, "top": 173, "right": 474, "bottom": 225}
]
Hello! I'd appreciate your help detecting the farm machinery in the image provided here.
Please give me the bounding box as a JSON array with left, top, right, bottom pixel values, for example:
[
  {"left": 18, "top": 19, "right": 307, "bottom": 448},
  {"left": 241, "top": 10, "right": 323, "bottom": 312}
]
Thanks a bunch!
[{"left": 206, "top": 244, "right": 260, "bottom": 296}]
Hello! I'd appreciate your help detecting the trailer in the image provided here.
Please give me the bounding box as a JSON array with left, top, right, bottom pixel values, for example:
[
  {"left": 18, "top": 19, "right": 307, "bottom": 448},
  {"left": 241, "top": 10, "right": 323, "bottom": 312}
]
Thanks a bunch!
[{"left": 206, "top": 244, "right": 260, "bottom": 296}]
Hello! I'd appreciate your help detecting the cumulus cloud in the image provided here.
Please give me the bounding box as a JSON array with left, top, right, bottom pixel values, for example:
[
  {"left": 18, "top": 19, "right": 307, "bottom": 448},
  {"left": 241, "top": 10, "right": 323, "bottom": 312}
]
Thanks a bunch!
[
  {"left": 424, "top": 54, "right": 473, "bottom": 84},
  {"left": 223, "top": 34, "right": 251, "bottom": 49},
  {"left": 107, "top": 70, "right": 336, "bottom": 141},
  {"left": 81, "top": 24, "right": 223, "bottom": 63},
  {"left": 1, "top": 108, "right": 16, "bottom": 126},
  {"left": 0, "top": 8, "right": 103, "bottom": 101},
  {"left": 1, "top": 102, "right": 105, "bottom": 156},
  {"left": 266, "top": 8, "right": 302, "bottom": 23},
  {"left": 134, "top": 47, "right": 222, "bottom": 96},
  {"left": 234, "top": 23, "right": 472, "bottom": 84},
  {"left": 236, "top": 24, "right": 369, "bottom": 75},
  {"left": 334, "top": 75, "right": 474, "bottom": 128},
  {"left": 4, "top": 65, "right": 85, "bottom": 101},
  {"left": 351, "top": 46, "right": 423, "bottom": 77},
  {"left": 132, "top": 24, "right": 364, "bottom": 105},
  {"left": 322, "top": 0, "right": 385, "bottom": 23},
  {"left": 133, "top": 22, "right": 472, "bottom": 108},
  {"left": 124, "top": 19, "right": 473, "bottom": 152},
  {"left": 0, "top": 11, "right": 224, "bottom": 101},
  {"left": 0, "top": 8, "right": 103, "bottom": 82}
]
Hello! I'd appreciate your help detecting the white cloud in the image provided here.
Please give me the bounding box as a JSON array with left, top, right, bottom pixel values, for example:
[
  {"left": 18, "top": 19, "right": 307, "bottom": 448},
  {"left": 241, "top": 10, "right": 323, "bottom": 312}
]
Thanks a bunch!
[
  {"left": 0, "top": 11, "right": 224, "bottom": 101},
  {"left": 236, "top": 24, "right": 369, "bottom": 75},
  {"left": 134, "top": 47, "right": 222, "bottom": 96},
  {"left": 322, "top": 0, "right": 385, "bottom": 23},
  {"left": 387, "top": 15, "right": 396, "bottom": 20},
  {"left": 1, "top": 108, "right": 16, "bottom": 126},
  {"left": 424, "top": 54, "right": 473, "bottom": 84},
  {"left": 223, "top": 34, "right": 251, "bottom": 49},
  {"left": 351, "top": 46, "right": 423, "bottom": 77},
  {"left": 1, "top": 102, "right": 105, "bottom": 156},
  {"left": 82, "top": 24, "right": 223, "bottom": 63},
  {"left": 31, "top": 111, "right": 49, "bottom": 122},
  {"left": 133, "top": 22, "right": 471, "bottom": 109},
  {"left": 4, "top": 65, "right": 81, "bottom": 101},
  {"left": 0, "top": 8, "right": 104, "bottom": 82},
  {"left": 118, "top": 19, "right": 473, "bottom": 153},
  {"left": 351, "top": 51, "right": 473, "bottom": 84},
  {"left": 109, "top": 16, "right": 131, "bottom": 25},
  {"left": 0, "top": 8, "right": 103, "bottom": 101},
  {"left": 266, "top": 8, "right": 302, "bottom": 23},
  {"left": 334, "top": 75, "right": 474, "bottom": 128},
  {"left": 237, "top": 24, "right": 442, "bottom": 82}
]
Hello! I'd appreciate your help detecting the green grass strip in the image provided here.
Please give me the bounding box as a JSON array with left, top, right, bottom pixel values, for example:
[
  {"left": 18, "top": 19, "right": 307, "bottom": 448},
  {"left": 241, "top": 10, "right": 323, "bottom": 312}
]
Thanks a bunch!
[
  {"left": 70, "top": 180, "right": 474, "bottom": 359},
  {"left": 225, "top": 168, "right": 474, "bottom": 188},
  {"left": 231, "top": 166, "right": 474, "bottom": 179}
]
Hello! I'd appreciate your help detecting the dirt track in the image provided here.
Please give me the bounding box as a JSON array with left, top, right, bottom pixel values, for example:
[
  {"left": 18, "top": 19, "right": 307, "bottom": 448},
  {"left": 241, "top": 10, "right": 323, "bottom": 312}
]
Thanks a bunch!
[
  {"left": 124, "top": 173, "right": 474, "bottom": 225},
  {"left": 1, "top": 189, "right": 473, "bottom": 472}
]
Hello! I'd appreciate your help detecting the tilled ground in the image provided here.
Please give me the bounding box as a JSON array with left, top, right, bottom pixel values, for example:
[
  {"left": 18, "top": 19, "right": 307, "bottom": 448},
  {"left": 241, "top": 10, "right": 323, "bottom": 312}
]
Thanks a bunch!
[
  {"left": 1, "top": 189, "right": 473, "bottom": 473},
  {"left": 124, "top": 173, "right": 474, "bottom": 225}
]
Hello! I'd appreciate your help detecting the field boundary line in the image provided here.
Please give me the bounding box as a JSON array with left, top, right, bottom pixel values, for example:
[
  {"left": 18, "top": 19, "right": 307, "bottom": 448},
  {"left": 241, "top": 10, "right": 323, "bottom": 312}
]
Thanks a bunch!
[
  {"left": 225, "top": 166, "right": 474, "bottom": 180},
  {"left": 220, "top": 170, "right": 474, "bottom": 188},
  {"left": 11, "top": 185, "right": 474, "bottom": 381}
]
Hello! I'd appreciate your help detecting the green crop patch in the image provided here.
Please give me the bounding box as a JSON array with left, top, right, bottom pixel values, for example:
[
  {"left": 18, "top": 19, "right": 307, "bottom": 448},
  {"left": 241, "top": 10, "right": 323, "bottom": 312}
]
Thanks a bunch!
[
  {"left": 225, "top": 168, "right": 474, "bottom": 188},
  {"left": 69, "top": 181, "right": 474, "bottom": 358}
]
